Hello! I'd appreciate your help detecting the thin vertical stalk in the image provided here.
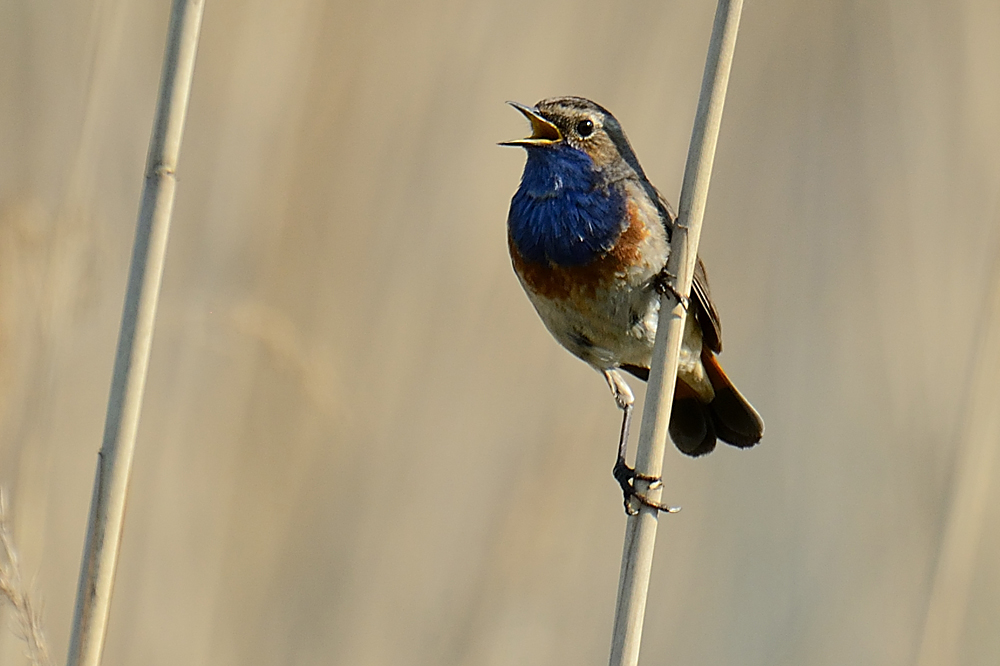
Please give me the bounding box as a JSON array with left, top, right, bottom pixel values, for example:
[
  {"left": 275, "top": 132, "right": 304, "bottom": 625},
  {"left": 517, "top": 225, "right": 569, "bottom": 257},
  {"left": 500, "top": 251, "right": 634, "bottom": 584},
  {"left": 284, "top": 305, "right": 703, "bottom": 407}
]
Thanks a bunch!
[
  {"left": 608, "top": 1, "right": 743, "bottom": 665},
  {"left": 66, "top": 2, "right": 206, "bottom": 665}
]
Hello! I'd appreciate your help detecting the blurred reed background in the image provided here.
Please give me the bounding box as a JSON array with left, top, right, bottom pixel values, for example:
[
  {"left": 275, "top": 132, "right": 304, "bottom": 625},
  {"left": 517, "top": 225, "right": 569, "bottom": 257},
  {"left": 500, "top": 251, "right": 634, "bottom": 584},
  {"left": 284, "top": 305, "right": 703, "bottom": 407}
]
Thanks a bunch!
[{"left": 1, "top": 0, "right": 999, "bottom": 664}]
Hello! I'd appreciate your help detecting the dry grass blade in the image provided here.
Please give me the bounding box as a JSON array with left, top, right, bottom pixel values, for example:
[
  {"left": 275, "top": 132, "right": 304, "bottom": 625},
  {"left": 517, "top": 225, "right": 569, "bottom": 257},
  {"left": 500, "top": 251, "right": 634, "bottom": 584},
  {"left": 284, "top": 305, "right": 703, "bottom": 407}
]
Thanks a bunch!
[{"left": 0, "top": 490, "right": 53, "bottom": 666}]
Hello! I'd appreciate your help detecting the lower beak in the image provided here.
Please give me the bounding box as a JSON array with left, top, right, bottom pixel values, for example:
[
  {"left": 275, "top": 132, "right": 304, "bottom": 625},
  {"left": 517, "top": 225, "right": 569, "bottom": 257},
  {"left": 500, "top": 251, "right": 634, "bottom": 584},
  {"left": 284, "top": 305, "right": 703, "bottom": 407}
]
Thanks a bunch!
[{"left": 499, "top": 101, "right": 563, "bottom": 146}]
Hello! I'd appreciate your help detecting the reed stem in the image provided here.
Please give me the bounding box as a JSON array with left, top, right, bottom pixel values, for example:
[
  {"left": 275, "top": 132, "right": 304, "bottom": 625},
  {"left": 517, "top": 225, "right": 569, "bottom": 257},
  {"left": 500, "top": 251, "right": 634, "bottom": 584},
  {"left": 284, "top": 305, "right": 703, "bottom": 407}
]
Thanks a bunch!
[
  {"left": 65, "top": 2, "right": 206, "bottom": 664},
  {"left": 608, "top": 1, "right": 744, "bottom": 664}
]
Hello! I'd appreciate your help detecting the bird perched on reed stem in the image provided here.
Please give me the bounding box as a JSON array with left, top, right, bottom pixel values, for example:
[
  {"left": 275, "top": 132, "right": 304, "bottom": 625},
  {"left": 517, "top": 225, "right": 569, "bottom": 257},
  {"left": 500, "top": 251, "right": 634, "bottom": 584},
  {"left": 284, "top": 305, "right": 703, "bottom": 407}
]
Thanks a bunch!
[{"left": 502, "top": 97, "right": 763, "bottom": 512}]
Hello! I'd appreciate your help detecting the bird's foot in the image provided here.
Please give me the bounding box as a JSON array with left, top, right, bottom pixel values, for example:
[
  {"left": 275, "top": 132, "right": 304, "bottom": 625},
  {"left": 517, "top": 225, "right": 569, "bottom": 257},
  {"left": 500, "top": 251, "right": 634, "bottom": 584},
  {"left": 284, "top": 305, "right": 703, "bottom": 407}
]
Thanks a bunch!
[
  {"left": 654, "top": 272, "right": 689, "bottom": 310},
  {"left": 612, "top": 460, "right": 681, "bottom": 516}
]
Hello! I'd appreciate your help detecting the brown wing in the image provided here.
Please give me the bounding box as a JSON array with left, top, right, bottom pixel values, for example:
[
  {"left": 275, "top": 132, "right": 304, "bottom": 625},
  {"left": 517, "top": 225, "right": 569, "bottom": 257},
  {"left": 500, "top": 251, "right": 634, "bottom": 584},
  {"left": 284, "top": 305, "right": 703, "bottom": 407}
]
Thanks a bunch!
[
  {"left": 652, "top": 188, "right": 723, "bottom": 353},
  {"left": 692, "top": 257, "right": 722, "bottom": 352}
]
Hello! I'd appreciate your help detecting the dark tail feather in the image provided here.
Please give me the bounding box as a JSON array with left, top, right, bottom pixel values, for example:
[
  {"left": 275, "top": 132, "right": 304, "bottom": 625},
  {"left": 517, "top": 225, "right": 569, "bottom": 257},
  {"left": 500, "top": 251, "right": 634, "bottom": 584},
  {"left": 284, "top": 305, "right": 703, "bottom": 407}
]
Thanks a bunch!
[
  {"left": 620, "top": 364, "right": 649, "bottom": 381},
  {"left": 701, "top": 350, "right": 764, "bottom": 448},
  {"left": 623, "top": 363, "right": 718, "bottom": 456},
  {"left": 669, "top": 398, "right": 717, "bottom": 456},
  {"left": 619, "top": 355, "right": 763, "bottom": 456}
]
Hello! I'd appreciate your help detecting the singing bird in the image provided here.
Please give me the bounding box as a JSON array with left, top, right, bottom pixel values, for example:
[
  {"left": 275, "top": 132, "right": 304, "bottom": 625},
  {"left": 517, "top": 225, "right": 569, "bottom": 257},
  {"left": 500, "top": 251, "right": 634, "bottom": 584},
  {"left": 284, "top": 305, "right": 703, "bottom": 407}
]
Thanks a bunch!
[{"left": 501, "top": 97, "right": 763, "bottom": 510}]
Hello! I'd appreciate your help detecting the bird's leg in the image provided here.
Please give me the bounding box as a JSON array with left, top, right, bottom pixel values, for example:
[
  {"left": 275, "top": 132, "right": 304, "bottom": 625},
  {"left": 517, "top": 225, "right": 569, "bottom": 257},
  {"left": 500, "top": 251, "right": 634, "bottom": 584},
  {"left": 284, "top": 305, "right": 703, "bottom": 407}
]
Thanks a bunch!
[
  {"left": 606, "top": 370, "right": 635, "bottom": 510},
  {"left": 603, "top": 369, "right": 678, "bottom": 515}
]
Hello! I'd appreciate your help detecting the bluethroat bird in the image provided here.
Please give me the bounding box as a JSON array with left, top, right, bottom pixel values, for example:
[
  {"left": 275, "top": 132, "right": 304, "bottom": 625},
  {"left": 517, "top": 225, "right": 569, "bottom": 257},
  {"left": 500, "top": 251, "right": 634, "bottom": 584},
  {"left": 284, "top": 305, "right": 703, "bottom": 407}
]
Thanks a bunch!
[{"left": 501, "top": 97, "right": 764, "bottom": 512}]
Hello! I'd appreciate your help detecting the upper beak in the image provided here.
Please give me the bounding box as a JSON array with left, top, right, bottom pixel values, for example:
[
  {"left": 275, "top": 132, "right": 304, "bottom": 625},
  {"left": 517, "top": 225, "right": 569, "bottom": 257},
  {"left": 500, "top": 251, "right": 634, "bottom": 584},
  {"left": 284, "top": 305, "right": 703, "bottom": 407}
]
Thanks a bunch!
[{"left": 499, "top": 101, "right": 563, "bottom": 146}]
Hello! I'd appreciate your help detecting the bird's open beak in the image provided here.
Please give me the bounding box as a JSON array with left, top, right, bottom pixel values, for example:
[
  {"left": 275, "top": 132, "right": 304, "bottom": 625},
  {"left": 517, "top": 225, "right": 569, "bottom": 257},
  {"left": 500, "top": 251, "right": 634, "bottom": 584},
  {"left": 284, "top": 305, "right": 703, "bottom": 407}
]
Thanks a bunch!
[{"left": 499, "top": 101, "right": 563, "bottom": 146}]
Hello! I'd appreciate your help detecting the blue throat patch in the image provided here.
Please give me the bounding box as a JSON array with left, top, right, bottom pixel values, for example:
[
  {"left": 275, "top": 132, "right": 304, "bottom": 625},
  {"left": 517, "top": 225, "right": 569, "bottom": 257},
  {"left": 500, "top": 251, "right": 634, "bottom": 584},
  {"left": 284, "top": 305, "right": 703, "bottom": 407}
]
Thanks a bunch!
[{"left": 508, "top": 143, "right": 627, "bottom": 267}]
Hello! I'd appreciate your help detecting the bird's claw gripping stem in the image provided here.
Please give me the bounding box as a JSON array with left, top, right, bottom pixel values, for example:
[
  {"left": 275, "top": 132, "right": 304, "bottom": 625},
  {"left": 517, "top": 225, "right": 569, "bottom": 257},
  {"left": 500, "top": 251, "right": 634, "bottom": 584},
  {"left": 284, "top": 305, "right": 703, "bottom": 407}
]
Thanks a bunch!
[
  {"left": 613, "top": 461, "right": 681, "bottom": 515},
  {"left": 654, "top": 272, "right": 689, "bottom": 311}
]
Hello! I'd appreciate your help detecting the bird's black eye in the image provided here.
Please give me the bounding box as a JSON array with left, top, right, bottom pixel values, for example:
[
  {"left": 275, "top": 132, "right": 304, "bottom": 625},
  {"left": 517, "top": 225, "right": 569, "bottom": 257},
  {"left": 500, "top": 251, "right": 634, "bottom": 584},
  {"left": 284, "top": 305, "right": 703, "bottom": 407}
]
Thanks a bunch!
[{"left": 576, "top": 119, "right": 594, "bottom": 138}]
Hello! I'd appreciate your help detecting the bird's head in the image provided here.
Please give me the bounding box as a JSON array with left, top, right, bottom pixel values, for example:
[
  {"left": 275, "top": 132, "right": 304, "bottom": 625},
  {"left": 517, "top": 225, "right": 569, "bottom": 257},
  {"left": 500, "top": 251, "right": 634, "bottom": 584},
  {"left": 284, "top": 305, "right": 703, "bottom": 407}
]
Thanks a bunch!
[{"left": 500, "top": 96, "right": 648, "bottom": 180}]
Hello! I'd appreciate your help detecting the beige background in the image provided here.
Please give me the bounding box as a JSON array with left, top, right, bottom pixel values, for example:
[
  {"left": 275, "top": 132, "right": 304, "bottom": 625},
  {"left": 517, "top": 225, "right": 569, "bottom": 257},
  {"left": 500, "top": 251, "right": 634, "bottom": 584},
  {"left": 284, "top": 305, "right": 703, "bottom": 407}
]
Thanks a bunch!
[{"left": 2, "top": 0, "right": 1000, "bottom": 664}]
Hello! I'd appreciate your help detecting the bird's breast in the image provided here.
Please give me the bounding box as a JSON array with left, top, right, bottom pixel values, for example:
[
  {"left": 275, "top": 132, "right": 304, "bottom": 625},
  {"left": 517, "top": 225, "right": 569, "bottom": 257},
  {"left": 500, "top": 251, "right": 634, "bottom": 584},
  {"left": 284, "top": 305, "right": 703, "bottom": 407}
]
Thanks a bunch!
[
  {"left": 509, "top": 193, "right": 668, "bottom": 302},
  {"left": 508, "top": 181, "right": 672, "bottom": 370}
]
